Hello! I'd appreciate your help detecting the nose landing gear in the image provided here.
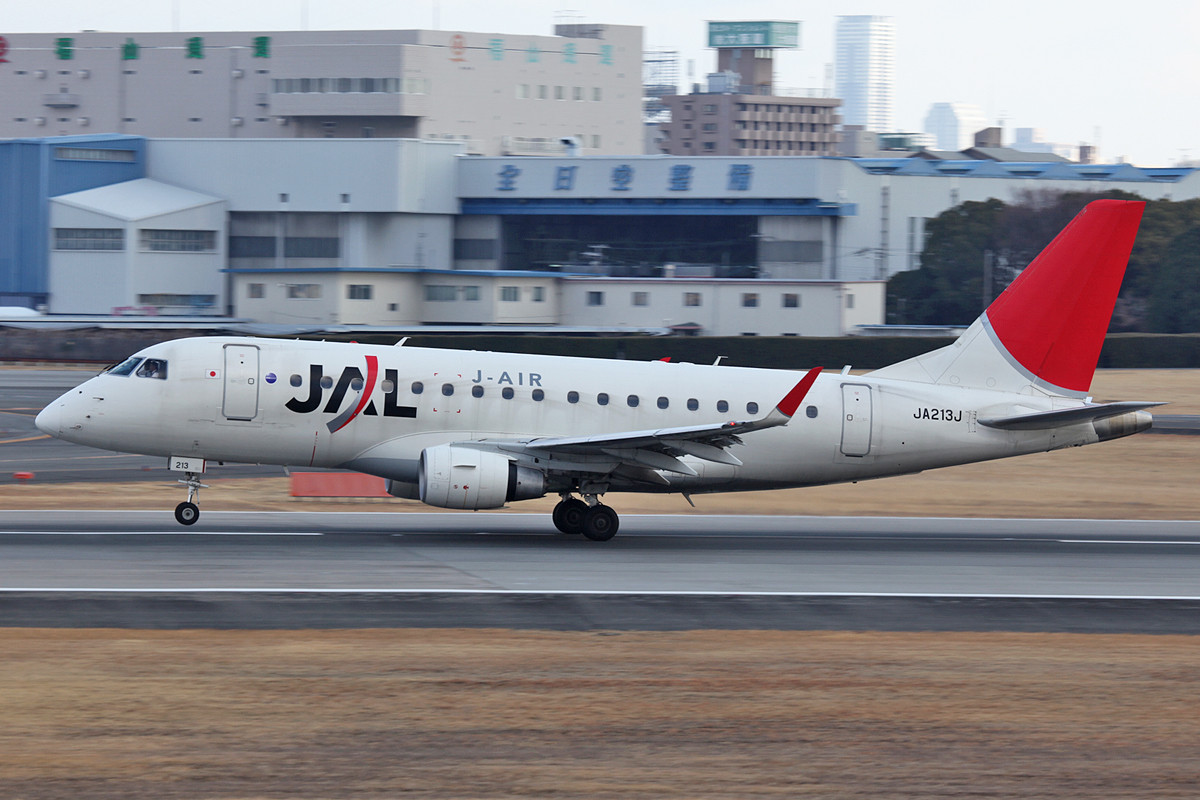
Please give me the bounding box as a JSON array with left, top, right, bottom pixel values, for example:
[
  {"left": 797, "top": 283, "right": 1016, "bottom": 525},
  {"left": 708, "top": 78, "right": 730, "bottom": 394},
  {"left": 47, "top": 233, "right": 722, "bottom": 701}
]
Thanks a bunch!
[
  {"left": 175, "top": 472, "right": 208, "bottom": 526},
  {"left": 552, "top": 493, "right": 620, "bottom": 541}
]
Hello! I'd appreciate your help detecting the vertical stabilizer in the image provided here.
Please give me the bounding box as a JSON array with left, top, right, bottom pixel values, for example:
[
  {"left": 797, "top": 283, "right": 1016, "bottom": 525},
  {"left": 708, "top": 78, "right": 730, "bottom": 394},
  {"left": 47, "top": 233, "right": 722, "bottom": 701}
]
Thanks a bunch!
[{"left": 870, "top": 199, "right": 1145, "bottom": 397}]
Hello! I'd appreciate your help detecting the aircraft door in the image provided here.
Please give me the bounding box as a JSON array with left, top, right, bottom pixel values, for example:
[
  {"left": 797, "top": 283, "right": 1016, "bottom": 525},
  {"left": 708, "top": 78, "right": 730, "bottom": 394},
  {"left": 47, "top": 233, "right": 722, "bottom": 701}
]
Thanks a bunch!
[
  {"left": 840, "top": 383, "right": 872, "bottom": 456},
  {"left": 222, "top": 344, "right": 260, "bottom": 421}
]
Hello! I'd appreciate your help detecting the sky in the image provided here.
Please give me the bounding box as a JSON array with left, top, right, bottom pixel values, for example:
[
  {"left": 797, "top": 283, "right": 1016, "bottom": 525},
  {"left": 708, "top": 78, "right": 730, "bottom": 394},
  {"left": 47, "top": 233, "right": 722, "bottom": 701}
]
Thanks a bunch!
[{"left": 6, "top": 0, "right": 1198, "bottom": 166}]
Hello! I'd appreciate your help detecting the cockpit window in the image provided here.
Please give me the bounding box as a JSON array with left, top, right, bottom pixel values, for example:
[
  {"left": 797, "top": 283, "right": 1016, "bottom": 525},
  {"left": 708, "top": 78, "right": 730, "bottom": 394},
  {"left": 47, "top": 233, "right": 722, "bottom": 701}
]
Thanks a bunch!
[
  {"left": 107, "top": 356, "right": 143, "bottom": 376},
  {"left": 136, "top": 358, "right": 168, "bottom": 379}
]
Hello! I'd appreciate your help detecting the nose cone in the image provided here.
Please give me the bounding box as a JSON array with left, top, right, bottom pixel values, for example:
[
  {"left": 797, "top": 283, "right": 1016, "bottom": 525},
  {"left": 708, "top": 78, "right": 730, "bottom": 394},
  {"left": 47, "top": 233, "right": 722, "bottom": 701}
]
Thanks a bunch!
[{"left": 35, "top": 402, "right": 62, "bottom": 437}]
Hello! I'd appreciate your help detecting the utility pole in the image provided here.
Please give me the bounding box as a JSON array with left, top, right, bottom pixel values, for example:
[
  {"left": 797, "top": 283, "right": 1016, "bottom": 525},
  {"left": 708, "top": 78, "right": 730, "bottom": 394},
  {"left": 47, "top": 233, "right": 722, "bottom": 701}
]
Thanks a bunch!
[{"left": 982, "top": 249, "right": 994, "bottom": 311}]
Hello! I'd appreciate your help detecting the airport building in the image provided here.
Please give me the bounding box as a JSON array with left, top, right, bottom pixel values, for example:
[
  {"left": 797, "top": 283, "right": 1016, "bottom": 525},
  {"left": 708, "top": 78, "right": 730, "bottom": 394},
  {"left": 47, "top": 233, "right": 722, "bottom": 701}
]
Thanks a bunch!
[
  {"left": 3, "top": 134, "right": 1199, "bottom": 335},
  {"left": 0, "top": 25, "right": 643, "bottom": 156}
]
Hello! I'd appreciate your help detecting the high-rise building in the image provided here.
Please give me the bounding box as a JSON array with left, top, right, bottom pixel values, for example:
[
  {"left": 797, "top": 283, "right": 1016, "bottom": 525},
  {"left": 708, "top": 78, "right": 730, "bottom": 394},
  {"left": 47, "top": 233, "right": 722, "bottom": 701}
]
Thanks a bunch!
[
  {"left": 923, "top": 102, "right": 988, "bottom": 151},
  {"left": 834, "top": 16, "right": 894, "bottom": 131}
]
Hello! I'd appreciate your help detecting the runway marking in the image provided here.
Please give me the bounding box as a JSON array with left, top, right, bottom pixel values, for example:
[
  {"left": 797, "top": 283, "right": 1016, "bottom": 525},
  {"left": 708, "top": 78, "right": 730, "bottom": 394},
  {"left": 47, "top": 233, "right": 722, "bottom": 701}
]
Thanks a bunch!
[
  {"left": 1057, "top": 539, "right": 1200, "bottom": 545},
  {"left": 0, "top": 531, "right": 323, "bottom": 536},
  {"left": 1, "top": 588, "right": 1199, "bottom": 601},
  {"left": 0, "top": 434, "right": 50, "bottom": 444}
]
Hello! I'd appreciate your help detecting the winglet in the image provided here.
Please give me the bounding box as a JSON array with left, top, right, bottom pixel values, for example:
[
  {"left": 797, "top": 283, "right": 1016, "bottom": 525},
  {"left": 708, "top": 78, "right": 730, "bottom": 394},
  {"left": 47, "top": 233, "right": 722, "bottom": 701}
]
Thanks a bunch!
[{"left": 775, "top": 367, "right": 823, "bottom": 419}]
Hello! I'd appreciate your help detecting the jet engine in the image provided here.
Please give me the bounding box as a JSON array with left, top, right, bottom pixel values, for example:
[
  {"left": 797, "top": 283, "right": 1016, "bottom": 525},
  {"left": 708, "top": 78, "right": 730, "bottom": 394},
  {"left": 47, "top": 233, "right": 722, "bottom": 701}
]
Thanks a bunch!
[{"left": 418, "top": 444, "right": 545, "bottom": 509}]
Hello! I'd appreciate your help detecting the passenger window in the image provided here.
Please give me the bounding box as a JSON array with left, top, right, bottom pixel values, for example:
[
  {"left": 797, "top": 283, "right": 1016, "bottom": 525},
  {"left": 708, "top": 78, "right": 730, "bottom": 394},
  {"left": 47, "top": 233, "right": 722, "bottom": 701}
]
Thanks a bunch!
[
  {"left": 746, "top": 401, "right": 759, "bottom": 414},
  {"left": 502, "top": 387, "right": 514, "bottom": 399},
  {"left": 350, "top": 377, "right": 364, "bottom": 391},
  {"left": 806, "top": 405, "right": 818, "bottom": 419},
  {"left": 380, "top": 379, "right": 395, "bottom": 393},
  {"left": 320, "top": 375, "right": 333, "bottom": 390},
  {"left": 687, "top": 398, "right": 699, "bottom": 411},
  {"left": 107, "top": 356, "right": 142, "bottom": 376},
  {"left": 136, "top": 359, "right": 167, "bottom": 379},
  {"left": 567, "top": 391, "right": 580, "bottom": 404},
  {"left": 532, "top": 389, "right": 545, "bottom": 401},
  {"left": 471, "top": 385, "right": 484, "bottom": 398},
  {"left": 597, "top": 392, "right": 609, "bottom": 406},
  {"left": 657, "top": 396, "right": 669, "bottom": 409},
  {"left": 411, "top": 381, "right": 424, "bottom": 394},
  {"left": 717, "top": 400, "right": 729, "bottom": 413},
  {"left": 441, "top": 383, "right": 454, "bottom": 396},
  {"left": 627, "top": 395, "right": 639, "bottom": 408},
  {"left": 290, "top": 374, "right": 303, "bottom": 388}
]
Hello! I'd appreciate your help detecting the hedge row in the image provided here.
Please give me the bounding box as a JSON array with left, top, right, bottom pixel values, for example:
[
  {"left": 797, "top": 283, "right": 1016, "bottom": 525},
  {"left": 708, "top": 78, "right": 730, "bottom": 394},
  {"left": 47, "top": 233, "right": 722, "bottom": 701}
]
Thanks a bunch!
[{"left": 6, "top": 328, "right": 1200, "bottom": 370}]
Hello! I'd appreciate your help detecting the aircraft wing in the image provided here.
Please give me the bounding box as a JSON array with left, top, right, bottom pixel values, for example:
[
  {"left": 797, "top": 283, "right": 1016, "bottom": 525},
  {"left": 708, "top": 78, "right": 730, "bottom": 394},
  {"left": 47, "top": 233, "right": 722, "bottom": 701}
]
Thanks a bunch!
[
  {"left": 510, "top": 367, "right": 823, "bottom": 476},
  {"left": 978, "top": 400, "right": 1165, "bottom": 431}
]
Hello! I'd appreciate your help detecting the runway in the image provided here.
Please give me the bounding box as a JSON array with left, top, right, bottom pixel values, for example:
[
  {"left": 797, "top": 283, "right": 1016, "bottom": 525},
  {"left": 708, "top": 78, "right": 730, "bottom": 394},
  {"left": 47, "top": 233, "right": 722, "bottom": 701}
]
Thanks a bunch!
[{"left": 2, "top": 510, "right": 1199, "bottom": 633}]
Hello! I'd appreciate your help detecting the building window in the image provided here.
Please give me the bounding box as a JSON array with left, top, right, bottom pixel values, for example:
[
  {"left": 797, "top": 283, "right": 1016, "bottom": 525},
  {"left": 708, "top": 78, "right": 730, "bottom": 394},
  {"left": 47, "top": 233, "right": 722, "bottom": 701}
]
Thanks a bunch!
[
  {"left": 531, "top": 286, "right": 545, "bottom": 302},
  {"left": 463, "top": 285, "right": 481, "bottom": 301},
  {"left": 846, "top": 293, "right": 855, "bottom": 309},
  {"left": 286, "top": 284, "right": 321, "bottom": 299},
  {"left": 247, "top": 283, "right": 264, "bottom": 299},
  {"left": 783, "top": 293, "right": 800, "bottom": 308},
  {"left": 500, "top": 286, "right": 520, "bottom": 301},
  {"left": 139, "top": 229, "right": 217, "bottom": 252},
  {"left": 592, "top": 87, "right": 602, "bottom": 101},
  {"left": 517, "top": 84, "right": 529, "bottom": 99},
  {"left": 742, "top": 293, "right": 759, "bottom": 308},
  {"left": 53, "top": 228, "right": 124, "bottom": 251},
  {"left": 587, "top": 291, "right": 605, "bottom": 306},
  {"left": 54, "top": 147, "right": 136, "bottom": 162},
  {"left": 425, "top": 285, "right": 457, "bottom": 302},
  {"left": 702, "top": 123, "right": 717, "bottom": 131},
  {"left": 347, "top": 284, "right": 372, "bottom": 300},
  {"left": 683, "top": 292, "right": 702, "bottom": 307},
  {"left": 631, "top": 291, "right": 648, "bottom": 307}
]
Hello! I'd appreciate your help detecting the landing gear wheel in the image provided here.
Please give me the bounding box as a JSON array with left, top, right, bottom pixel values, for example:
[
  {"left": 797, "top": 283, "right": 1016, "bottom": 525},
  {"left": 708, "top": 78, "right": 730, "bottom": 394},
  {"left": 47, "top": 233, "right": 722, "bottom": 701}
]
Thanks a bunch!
[
  {"left": 580, "top": 504, "right": 619, "bottom": 542},
  {"left": 553, "top": 497, "right": 588, "bottom": 535},
  {"left": 174, "top": 501, "right": 200, "bottom": 526}
]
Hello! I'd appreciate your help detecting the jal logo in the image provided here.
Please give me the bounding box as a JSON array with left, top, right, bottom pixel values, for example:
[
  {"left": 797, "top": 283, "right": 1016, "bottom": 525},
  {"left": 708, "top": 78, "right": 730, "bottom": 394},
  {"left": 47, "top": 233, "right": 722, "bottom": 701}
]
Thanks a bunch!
[{"left": 285, "top": 356, "right": 416, "bottom": 432}]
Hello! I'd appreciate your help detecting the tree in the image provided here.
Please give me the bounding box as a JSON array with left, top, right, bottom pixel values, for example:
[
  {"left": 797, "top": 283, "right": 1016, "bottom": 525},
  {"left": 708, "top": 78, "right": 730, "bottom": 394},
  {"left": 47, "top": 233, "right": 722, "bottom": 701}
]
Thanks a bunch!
[{"left": 1146, "top": 223, "right": 1200, "bottom": 332}]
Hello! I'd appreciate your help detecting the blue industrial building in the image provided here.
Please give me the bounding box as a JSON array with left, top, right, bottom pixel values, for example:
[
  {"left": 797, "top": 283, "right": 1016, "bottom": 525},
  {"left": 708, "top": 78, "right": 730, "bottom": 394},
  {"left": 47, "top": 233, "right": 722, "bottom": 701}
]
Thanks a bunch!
[{"left": 0, "top": 134, "right": 145, "bottom": 307}]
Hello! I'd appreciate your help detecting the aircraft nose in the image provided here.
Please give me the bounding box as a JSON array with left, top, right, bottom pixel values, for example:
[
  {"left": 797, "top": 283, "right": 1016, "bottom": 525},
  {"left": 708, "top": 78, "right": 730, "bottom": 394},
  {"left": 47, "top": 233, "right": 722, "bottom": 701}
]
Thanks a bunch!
[{"left": 35, "top": 402, "right": 62, "bottom": 436}]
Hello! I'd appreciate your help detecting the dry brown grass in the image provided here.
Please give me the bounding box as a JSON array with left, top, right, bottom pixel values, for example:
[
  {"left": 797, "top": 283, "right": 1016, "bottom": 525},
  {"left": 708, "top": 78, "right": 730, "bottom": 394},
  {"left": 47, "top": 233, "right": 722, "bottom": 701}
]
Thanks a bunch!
[
  {"left": 2, "top": 628, "right": 1198, "bottom": 799},
  {"left": 3, "top": 371, "right": 1199, "bottom": 797}
]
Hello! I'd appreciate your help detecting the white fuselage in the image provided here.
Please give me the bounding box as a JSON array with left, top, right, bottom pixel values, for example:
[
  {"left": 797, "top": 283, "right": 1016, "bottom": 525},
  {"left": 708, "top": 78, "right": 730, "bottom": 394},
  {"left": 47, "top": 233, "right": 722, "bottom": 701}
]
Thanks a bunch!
[{"left": 38, "top": 336, "right": 1104, "bottom": 496}]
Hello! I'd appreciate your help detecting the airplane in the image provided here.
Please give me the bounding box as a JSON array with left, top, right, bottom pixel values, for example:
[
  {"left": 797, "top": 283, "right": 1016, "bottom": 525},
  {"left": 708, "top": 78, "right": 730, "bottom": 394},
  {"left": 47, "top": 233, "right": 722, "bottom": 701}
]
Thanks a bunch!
[{"left": 36, "top": 199, "right": 1161, "bottom": 541}]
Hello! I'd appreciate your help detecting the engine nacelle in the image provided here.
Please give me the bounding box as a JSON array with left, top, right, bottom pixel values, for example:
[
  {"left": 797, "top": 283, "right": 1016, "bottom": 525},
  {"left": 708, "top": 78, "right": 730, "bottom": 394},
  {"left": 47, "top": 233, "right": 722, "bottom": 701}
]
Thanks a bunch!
[{"left": 418, "top": 445, "right": 545, "bottom": 509}]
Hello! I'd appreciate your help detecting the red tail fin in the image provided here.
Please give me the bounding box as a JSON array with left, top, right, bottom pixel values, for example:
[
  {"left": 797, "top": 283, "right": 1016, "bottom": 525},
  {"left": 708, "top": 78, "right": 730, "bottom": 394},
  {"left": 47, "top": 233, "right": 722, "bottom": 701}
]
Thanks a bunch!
[{"left": 984, "top": 199, "right": 1144, "bottom": 395}]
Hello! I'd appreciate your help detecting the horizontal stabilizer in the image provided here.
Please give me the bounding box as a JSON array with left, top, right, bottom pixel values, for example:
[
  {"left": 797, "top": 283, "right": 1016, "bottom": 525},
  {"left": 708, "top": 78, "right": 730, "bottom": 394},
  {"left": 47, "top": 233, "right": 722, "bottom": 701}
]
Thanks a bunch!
[{"left": 978, "top": 401, "right": 1166, "bottom": 431}]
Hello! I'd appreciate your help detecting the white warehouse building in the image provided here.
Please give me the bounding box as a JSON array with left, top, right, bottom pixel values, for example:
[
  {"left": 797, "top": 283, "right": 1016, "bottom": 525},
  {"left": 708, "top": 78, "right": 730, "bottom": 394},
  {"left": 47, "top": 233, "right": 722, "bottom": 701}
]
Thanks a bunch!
[{"left": 28, "top": 136, "right": 1200, "bottom": 335}]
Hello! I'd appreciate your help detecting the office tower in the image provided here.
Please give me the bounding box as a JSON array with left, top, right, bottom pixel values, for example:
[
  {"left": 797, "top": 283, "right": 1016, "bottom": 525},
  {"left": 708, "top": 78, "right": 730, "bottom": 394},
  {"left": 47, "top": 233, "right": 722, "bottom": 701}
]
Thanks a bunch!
[{"left": 835, "top": 15, "right": 894, "bottom": 131}]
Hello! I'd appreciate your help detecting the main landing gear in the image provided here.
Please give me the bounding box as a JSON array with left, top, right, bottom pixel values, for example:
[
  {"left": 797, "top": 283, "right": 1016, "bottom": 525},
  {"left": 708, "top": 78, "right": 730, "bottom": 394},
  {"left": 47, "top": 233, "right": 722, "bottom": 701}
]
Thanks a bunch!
[
  {"left": 174, "top": 471, "right": 208, "bottom": 526},
  {"left": 552, "top": 494, "right": 619, "bottom": 541}
]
